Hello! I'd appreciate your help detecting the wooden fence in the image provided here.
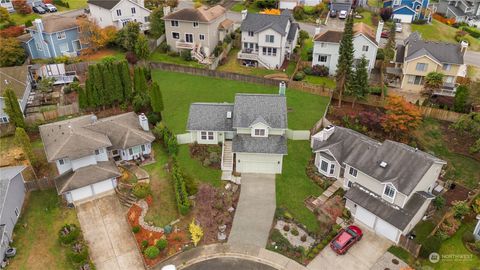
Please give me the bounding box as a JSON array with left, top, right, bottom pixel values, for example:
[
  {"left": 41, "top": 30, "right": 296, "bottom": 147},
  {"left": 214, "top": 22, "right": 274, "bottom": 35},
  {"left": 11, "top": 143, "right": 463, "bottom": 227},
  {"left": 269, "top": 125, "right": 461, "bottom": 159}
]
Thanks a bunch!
[
  {"left": 65, "top": 62, "right": 91, "bottom": 74},
  {"left": 25, "top": 103, "right": 80, "bottom": 124},
  {"left": 419, "top": 106, "right": 463, "bottom": 122},
  {"left": 24, "top": 177, "right": 55, "bottom": 191},
  {"left": 398, "top": 235, "right": 422, "bottom": 258}
]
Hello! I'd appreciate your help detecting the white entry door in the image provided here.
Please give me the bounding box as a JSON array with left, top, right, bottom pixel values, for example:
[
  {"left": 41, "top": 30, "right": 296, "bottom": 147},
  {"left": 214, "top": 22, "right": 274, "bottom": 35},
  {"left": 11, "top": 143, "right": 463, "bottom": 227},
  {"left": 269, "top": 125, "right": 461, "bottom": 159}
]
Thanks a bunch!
[{"left": 355, "top": 206, "right": 376, "bottom": 228}]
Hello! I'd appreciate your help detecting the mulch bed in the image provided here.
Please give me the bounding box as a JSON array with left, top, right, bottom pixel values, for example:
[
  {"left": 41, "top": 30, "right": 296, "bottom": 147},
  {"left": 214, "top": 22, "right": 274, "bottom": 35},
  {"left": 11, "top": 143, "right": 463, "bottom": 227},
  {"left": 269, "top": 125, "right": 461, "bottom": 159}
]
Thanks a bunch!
[{"left": 443, "top": 183, "right": 473, "bottom": 206}]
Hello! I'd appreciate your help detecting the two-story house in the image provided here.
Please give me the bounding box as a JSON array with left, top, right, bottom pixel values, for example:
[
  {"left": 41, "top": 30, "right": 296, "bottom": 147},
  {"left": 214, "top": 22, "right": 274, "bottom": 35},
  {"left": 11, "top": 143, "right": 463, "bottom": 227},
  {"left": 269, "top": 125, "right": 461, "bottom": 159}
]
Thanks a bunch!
[
  {"left": 384, "top": 0, "right": 431, "bottom": 23},
  {"left": 0, "top": 166, "right": 26, "bottom": 263},
  {"left": 311, "top": 126, "right": 446, "bottom": 243},
  {"left": 87, "top": 0, "right": 151, "bottom": 31},
  {"left": 389, "top": 32, "right": 467, "bottom": 96},
  {"left": 238, "top": 10, "right": 299, "bottom": 69},
  {"left": 0, "top": 66, "right": 33, "bottom": 124},
  {"left": 17, "top": 16, "right": 83, "bottom": 59},
  {"left": 437, "top": 0, "right": 480, "bottom": 22},
  {"left": 0, "top": 0, "right": 14, "bottom": 12},
  {"left": 312, "top": 22, "right": 381, "bottom": 75},
  {"left": 162, "top": 5, "right": 233, "bottom": 62},
  {"left": 186, "top": 92, "right": 288, "bottom": 175},
  {"left": 39, "top": 112, "right": 155, "bottom": 204}
]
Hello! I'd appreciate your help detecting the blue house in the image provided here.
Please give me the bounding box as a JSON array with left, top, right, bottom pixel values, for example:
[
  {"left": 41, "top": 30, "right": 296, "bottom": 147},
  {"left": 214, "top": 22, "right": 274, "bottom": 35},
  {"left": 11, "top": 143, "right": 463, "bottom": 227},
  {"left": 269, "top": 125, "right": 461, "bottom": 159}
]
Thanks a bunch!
[
  {"left": 384, "top": 0, "right": 431, "bottom": 23},
  {"left": 18, "top": 15, "right": 85, "bottom": 60}
]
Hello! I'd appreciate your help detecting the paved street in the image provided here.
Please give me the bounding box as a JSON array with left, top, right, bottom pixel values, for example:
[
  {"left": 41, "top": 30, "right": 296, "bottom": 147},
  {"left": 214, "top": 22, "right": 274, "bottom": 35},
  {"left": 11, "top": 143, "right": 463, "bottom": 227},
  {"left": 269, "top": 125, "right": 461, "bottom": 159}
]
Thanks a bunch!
[
  {"left": 228, "top": 174, "right": 276, "bottom": 247},
  {"left": 465, "top": 50, "right": 480, "bottom": 67},
  {"left": 183, "top": 257, "right": 277, "bottom": 270}
]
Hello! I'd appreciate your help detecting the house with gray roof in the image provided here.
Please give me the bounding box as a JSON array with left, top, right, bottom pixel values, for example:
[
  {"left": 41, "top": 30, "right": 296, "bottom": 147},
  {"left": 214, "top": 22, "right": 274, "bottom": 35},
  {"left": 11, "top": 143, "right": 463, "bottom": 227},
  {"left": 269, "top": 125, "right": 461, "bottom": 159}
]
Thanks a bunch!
[
  {"left": 388, "top": 32, "right": 467, "bottom": 96},
  {"left": 0, "top": 66, "right": 33, "bottom": 124},
  {"left": 39, "top": 112, "right": 155, "bottom": 204},
  {"left": 0, "top": 166, "right": 26, "bottom": 263},
  {"left": 238, "top": 10, "right": 299, "bottom": 69},
  {"left": 186, "top": 93, "right": 288, "bottom": 175},
  {"left": 311, "top": 125, "right": 446, "bottom": 243},
  {"left": 87, "top": 0, "right": 151, "bottom": 31},
  {"left": 437, "top": 0, "right": 480, "bottom": 23}
]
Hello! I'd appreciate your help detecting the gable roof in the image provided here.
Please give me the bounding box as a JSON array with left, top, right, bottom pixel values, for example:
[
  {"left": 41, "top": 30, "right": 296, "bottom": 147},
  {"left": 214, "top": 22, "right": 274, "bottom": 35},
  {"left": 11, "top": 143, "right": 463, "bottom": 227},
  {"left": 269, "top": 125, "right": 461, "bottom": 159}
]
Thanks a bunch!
[
  {"left": 393, "top": 5, "right": 416, "bottom": 14},
  {"left": 0, "top": 166, "right": 26, "bottom": 218},
  {"left": 163, "top": 5, "right": 226, "bottom": 22},
  {"left": 312, "top": 126, "right": 446, "bottom": 195},
  {"left": 39, "top": 112, "right": 154, "bottom": 162},
  {"left": 87, "top": 0, "right": 121, "bottom": 10},
  {"left": 218, "top": 18, "right": 233, "bottom": 30},
  {"left": 287, "top": 22, "right": 299, "bottom": 41},
  {"left": 29, "top": 15, "right": 78, "bottom": 33},
  {"left": 0, "top": 66, "right": 29, "bottom": 98},
  {"left": 232, "top": 134, "right": 287, "bottom": 154},
  {"left": 353, "top": 22, "right": 378, "bottom": 45},
  {"left": 403, "top": 32, "right": 464, "bottom": 64},
  {"left": 54, "top": 161, "right": 121, "bottom": 193},
  {"left": 314, "top": 30, "right": 343, "bottom": 43},
  {"left": 233, "top": 94, "right": 287, "bottom": 129},
  {"left": 241, "top": 12, "right": 291, "bottom": 35},
  {"left": 186, "top": 103, "right": 234, "bottom": 131}
]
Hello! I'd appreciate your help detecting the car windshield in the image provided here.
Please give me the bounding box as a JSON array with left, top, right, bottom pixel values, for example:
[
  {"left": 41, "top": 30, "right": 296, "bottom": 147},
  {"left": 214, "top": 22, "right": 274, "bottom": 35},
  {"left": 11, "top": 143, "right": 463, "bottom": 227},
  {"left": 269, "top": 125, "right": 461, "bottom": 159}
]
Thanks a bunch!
[
  {"left": 334, "top": 231, "right": 352, "bottom": 248},
  {"left": 346, "top": 228, "right": 357, "bottom": 237}
]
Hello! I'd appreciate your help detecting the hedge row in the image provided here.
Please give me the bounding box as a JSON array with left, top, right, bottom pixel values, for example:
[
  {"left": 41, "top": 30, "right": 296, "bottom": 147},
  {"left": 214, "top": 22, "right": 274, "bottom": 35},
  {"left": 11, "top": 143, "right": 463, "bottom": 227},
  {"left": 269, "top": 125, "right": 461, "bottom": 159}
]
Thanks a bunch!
[
  {"left": 462, "top": 26, "right": 480, "bottom": 39},
  {"left": 153, "top": 123, "right": 178, "bottom": 156},
  {"left": 172, "top": 160, "right": 190, "bottom": 215}
]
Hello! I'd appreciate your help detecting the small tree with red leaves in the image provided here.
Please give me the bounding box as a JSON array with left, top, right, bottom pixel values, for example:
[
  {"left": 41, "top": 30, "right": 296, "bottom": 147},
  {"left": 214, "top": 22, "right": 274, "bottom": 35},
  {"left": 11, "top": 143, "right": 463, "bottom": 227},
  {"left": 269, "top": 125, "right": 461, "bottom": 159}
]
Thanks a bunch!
[
  {"left": 0, "top": 26, "right": 25, "bottom": 38},
  {"left": 13, "top": 0, "right": 32, "bottom": 14},
  {"left": 381, "top": 95, "right": 422, "bottom": 141}
]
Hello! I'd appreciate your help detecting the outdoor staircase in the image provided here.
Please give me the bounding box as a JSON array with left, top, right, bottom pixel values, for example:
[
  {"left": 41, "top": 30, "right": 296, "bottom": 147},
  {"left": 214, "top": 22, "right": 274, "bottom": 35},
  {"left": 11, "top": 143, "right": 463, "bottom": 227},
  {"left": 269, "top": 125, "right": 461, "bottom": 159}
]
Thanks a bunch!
[
  {"left": 115, "top": 186, "right": 137, "bottom": 208},
  {"left": 312, "top": 180, "right": 343, "bottom": 206},
  {"left": 221, "top": 141, "right": 233, "bottom": 181}
]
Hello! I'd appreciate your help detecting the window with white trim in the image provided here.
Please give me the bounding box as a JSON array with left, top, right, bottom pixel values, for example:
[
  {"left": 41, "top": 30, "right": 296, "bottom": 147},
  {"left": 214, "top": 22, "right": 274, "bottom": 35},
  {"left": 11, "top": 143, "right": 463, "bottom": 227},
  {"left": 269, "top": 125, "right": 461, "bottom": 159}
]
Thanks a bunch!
[
  {"left": 254, "top": 129, "right": 266, "bottom": 136},
  {"left": 248, "top": 31, "right": 254, "bottom": 37},
  {"left": 384, "top": 184, "right": 395, "bottom": 198},
  {"left": 193, "top": 22, "right": 199, "bottom": 28},
  {"left": 172, "top": 32, "right": 180, "bottom": 39},
  {"left": 320, "top": 42, "right": 326, "bottom": 48},
  {"left": 35, "top": 42, "right": 43, "bottom": 51},
  {"left": 201, "top": 131, "right": 214, "bottom": 141},
  {"left": 59, "top": 159, "right": 65, "bottom": 165},
  {"left": 416, "top": 62, "right": 428, "bottom": 71},
  {"left": 199, "top": 34, "right": 205, "bottom": 40},
  {"left": 320, "top": 160, "right": 328, "bottom": 172},
  {"left": 141, "top": 145, "right": 146, "bottom": 152},
  {"left": 362, "top": 45, "right": 369, "bottom": 52},
  {"left": 171, "top": 20, "right": 179, "bottom": 27},
  {"left": 318, "top": 55, "right": 327, "bottom": 62},
  {"left": 131, "top": 7, "right": 136, "bottom": 14},
  {"left": 349, "top": 167, "right": 357, "bottom": 177},
  {"left": 408, "top": 75, "right": 423, "bottom": 85},
  {"left": 129, "top": 148, "right": 133, "bottom": 155},
  {"left": 265, "top": 35, "right": 274, "bottom": 43},
  {"left": 116, "top": 9, "right": 122, "bottom": 16},
  {"left": 442, "top": 64, "right": 451, "bottom": 71},
  {"left": 56, "top": 31, "right": 66, "bottom": 40},
  {"left": 144, "top": 16, "right": 149, "bottom": 22},
  {"left": 262, "top": 47, "right": 277, "bottom": 56},
  {"left": 329, "top": 163, "right": 335, "bottom": 174},
  {"left": 95, "top": 149, "right": 100, "bottom": 155},
  {"left": 0, "top": 117, "right": 8, "bottom": 123}
]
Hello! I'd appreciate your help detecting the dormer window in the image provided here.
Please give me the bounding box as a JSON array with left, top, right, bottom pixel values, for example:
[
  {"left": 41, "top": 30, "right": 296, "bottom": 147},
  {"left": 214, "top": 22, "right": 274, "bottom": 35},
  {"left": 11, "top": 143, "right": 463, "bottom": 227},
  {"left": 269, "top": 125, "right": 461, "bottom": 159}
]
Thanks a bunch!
[
  {"left": 383, "top": 184, "right": 396, "bottom": 202},
  {"left": 254, "top": 129, "right": 266, "bottom": 137}
]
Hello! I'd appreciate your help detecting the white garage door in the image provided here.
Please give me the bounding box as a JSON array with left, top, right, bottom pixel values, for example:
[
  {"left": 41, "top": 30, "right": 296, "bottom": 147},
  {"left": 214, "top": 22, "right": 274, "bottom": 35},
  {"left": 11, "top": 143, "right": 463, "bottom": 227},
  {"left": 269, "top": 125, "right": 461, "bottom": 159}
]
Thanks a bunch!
[
  {"left": 70, "top": 185, "right": 93, "bottom": 202},
  {"left": 241, "top": 161, "right": 278, "bottom": 174},
  {"left": 355, "top": 206, "right": 376, "bottom": 228},
  {"left": 375, "top": 219, "right": 399, "bottom": 242},
  {"left": 92, "top": 179, "right": 114, "bottom": 195},
  {"left": 279, "top": 1, "right": 296, "bottom": 10},
  {"left": 393, "top": 14, "right": 413, "bottom": 23}
]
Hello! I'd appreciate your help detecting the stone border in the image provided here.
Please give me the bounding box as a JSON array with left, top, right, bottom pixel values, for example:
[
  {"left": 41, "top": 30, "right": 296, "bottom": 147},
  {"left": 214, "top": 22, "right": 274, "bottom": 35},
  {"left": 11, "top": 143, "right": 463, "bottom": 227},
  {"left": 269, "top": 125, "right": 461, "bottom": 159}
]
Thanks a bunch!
[{"left": 136, "top": 200, "right": 164, "bottom": 233}]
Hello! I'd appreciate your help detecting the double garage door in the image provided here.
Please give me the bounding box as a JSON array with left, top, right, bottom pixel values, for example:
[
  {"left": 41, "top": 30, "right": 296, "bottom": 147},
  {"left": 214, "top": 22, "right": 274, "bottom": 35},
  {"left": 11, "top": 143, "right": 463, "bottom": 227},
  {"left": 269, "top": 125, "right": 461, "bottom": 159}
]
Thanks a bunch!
[
  {"left": 236, "top": 154, "right": 282, "bottom": 174},
  {"left": 69, "top": 179, "right": 115, "bottom": 203},
  {"left": 393, "top": 14, "right": 414, "bottom": 23},
  {"left": 355, "top": 206, "right": 399, "bottom": 243}
]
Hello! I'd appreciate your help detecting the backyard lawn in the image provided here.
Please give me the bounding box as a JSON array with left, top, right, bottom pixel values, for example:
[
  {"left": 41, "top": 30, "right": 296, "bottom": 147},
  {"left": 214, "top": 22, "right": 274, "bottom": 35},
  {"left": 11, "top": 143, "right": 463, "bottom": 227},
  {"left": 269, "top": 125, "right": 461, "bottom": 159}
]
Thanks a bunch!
[
  {"left": 304, "top": 75, "right": 337, "bottom": 89},
  {"left": 301, "top": 39, "right": 313, "bottom": 61},
  {"left": 150, "top": 50, "right": 206, "bottom": 68},
  {"left": 367, "top": 0, "right": 383, "bottom": 7},
  {"left": 152, "top": 70, "right": 330, "bottom": 133},
  {"left": 413, "top": 118, "right": 480, "bottom": 189},
  {"left": 79, "top": 48, "right": 125, "bottom": 62},
  {"left": 276, "top": 141, "right": 323, "bottom": 233},
  {"left": 8, "top": 191, "right": 79, "bottom": 270},
  {"left": 354, "top": 11, "right": 374, "bottom": 27},
  {"left": 217, "top": 48, "right": 281, "bottom": 77},
  {"left": 230, "top": 3, "right": 260, "bottom": 13},
  {"left": 177, "top": 144, "right": 222, "bottom": 187},
  {"left": 412, "top": 20, "right": 480, "bottom": 51},
  {"left": 10, "top": 13, "right": 40, "bottom": 26}
]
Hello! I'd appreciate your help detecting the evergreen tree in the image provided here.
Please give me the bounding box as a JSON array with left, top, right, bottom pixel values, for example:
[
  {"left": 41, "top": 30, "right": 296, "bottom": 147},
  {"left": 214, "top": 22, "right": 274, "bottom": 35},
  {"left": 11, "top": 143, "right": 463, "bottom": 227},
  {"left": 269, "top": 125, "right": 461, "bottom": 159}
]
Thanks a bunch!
[
  {"left": 93, "top": 64, "right": 105, "bottom": 107},
  {"left": 149, "top": 7, "right": 165, "bottom": 39},
  {"left": 134, "top": 67, "right": 148, "bottom": 94},
  {"left": 116, "top": 22, "right": 140, "bottom": 51},
  {"left": 381, "top": 23, "right": 396, "bottom": 99},
  {"left": 101, "top": 63, "right": 115, "bottom": 106},
  {"left": 335, "top": 15, "right": 354, "bottom": 107},
  {"left": 3, "top": 88, "right": 25, "bottom": 128},
  {"left": 135, "top": 34, "right": 150, "bottom": 62},
  {"left": 118, "top": 61, "right": 132, "bottom": 101},
  {"left": 85, "top": 67, "right": 95, "bottom": 108},
  {"left": 454, "top": 85, "right": 469, "bottom": 113},
  {"left": 14, "top": 127, "right": 37, "bottom": 169},
  {"left": 78, "top": 86, "right": 88, "bottom": 109},
  {"left": 149, "top": 82, "right": 164, "bottom": 113},
  {"left": 111, "top": 62, "right": 123, "bottom": 103},
  {"left": 349, "top": 56, "right": 370, "bottom": 108}
]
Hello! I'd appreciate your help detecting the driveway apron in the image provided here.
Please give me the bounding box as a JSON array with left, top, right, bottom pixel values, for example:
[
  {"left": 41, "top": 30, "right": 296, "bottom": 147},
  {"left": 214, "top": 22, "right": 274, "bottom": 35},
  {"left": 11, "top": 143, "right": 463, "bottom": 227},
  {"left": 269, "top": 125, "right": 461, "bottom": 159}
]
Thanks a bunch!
[{"left": 228, "top": 173, "right": 276, "bottom": 247}]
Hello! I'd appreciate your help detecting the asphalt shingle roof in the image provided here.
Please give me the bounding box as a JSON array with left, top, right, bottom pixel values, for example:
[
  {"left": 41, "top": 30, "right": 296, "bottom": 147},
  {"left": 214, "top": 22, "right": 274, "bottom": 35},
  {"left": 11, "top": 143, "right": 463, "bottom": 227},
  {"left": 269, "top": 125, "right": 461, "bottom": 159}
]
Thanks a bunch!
[
  {"left": 87, "top": 0, "right": 120, "bottom": 10},
  {"left": 345, "top": 183, "right": 430, "bottom": 230},
  {"left": 314, "top": 30, "right": 343, "bottom": 43},
  {"left": 29, "top": 15, "right": 78, "bottom": 33},
  {"left": 404, "top": 32, "right": 464, "bottom": 64},
  {"left": 287, "top": 23, "right": 299, "bottom": 41},
  {"left": 0, "top": 66, "right": 29, "bottom": 98},
  {"left": 241, "top": 13, "right": 291, "bottom": 35},
  {"left": 186, "top": 103, "right": 234, "bottom": 131},
  {"left": 163, "top": 5, "right": 226, "bottom": 22},
  {"left": 233, "top": 134, "right": 287, "bottom": 154},
  {"left": 0, "top": 166, "right": 25, "bottom": 217},
  {"left": 233, "top": 94, "right": 287, "bottom": 129}
]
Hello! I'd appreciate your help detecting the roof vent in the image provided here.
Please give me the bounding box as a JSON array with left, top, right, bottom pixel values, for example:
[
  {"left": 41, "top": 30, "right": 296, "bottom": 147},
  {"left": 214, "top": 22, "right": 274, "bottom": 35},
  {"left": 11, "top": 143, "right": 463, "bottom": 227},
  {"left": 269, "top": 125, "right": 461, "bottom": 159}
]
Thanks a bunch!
[
  {"left": 226, "top": 111, "right": 232, "bottom": 119},
  {"left": 380, "top": 161, "right": 388, "bottom": 168}
]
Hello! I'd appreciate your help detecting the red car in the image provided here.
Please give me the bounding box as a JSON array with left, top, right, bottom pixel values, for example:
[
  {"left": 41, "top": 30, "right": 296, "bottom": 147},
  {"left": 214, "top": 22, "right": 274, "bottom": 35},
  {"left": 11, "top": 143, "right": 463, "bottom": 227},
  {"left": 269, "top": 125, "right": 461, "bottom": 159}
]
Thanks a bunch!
[
  {"left": 329, "top": 225, "right": 363, "bottom": 255},
  {"left": 381, "top": 30, "right": 390, "bottom": 39}
]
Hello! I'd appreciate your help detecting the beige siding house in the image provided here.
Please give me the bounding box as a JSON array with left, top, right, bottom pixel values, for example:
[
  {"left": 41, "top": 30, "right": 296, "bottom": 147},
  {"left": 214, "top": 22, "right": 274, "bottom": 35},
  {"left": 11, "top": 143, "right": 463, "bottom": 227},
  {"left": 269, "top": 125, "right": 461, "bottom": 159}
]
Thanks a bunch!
[
  {"left": 163, "top": 5, "right": 233, "bottom": 63},
  {"left": 311, "top": 126, "right": 446, "bottom": 243},
  {"left": 389, "top": 32, "right": 467, "bottom": 96}
]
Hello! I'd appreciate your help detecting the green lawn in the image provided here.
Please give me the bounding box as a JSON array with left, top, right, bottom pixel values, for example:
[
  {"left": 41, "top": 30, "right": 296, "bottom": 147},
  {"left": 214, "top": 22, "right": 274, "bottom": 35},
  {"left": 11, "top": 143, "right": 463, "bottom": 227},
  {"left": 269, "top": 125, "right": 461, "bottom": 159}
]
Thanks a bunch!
[
  {"left": 304, "top": 75, "right": 336, "bottom": 89},
  {"left": 10, "top": 13, "right": 40, "bottom": 26},
  {"left": 142, "top": 143, "right": 180, "bottom": 226},
  {"left": 217, "top": 48, "right": 281, "bottom": 77},
  {"left": 276, "top": 141, "right": 323, "bottom": 233},
  {"left": 0, "top": 135, "right": 15, "bottom": 154},
  {"left": 152, "top": 70, "right": 330, "bottom": 133},
  {"left": 301, "top": 39, "right": 313, "bottom": 61},
  {"left": 150, "top": 50, "right": 206, "bottom": 68},
  {"left": 9, "top": 191, "right": 79, "bottom": 270},
  {"left": 177, "top": 144, "right": 222, "bottom": 187},
  {"left": 367, "top": 0, "right": 383, "bottom": 7},
  {"left": 354, "top": 11, "right": 374, "bottom": 27},
  {"left": 286, "top": 60, "right": 297, "bottom": 78},
  {"left": 230, "top": 3, "right": 260, "bottom": 13},
  {"left": 388, "top": 246, "right": 415, "bottom": 265},
  {"left": 413, "top": 220, "right": 436, "bottom": 244},
  {"left": 412, "top": 20, "right": 480, "bottom": 51},
  {"left": 421, "top": 223, "right": 480, "bottom": 270},
  {"left": 413, "top": 118, "right": 480, "bottom": 188}
]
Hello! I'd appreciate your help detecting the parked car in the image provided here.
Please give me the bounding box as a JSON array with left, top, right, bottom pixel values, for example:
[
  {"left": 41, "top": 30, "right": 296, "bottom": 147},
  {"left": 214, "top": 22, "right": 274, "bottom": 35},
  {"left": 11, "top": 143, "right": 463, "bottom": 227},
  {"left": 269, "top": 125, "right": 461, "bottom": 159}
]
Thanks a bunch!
[
  {"left": 34, "top": 2, "right": 48, "bottom": 9},
  {"left": 32, "top": 6, "right": 46, "bottom": 14},
  {"left": 395, "top": 23, "right": 403, "bottom": 33},
  {"left": 330, "top": 10, "right": 337, "bottom": 18},
  {"left": 381, "top": 30, "right": 390, "bottom": 38},
  {"left": 339, "top": 10, "right": 348, "bottom": 19},
  {"left": 330, "top": 225, "right": 363, "bottom": 255},
  {"left": 45, "top": 3, "right": 57, "bottom": 12}
]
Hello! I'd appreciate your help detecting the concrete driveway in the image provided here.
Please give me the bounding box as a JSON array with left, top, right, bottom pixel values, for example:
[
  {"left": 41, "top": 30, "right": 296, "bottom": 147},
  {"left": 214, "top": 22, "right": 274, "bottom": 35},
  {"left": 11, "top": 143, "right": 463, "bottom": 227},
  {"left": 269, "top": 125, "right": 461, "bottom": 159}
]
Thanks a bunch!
[
  {"left": 76, "top": 194, "right": 144, "bottom": 270},
  {"left": 228, "top": 174, "right": 276, "bottom": 247},
  {"left": 307, "top": 224, "right": 392, "bottom": 270}
]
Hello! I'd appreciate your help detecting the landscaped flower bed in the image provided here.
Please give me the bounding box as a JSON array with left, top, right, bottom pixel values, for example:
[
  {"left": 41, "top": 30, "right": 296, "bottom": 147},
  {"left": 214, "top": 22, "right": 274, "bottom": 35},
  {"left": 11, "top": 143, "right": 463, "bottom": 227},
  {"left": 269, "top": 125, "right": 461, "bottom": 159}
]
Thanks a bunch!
[
  {"left": 189, "top": 143, "right": 222, "bottom": 169},
  {"left": 58, "top": 224, "right": 94, "bottom": 270}
]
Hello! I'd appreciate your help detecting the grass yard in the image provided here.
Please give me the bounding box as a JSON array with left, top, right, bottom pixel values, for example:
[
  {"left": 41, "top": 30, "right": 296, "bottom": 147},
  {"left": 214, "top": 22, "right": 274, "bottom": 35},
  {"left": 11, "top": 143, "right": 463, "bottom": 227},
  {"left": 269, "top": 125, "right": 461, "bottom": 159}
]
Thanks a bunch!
[
  {"left": 367, "top": 0, "right": 383, "bottom": 7},
  {"left": 10, "top": 13, "right": 40, "bottom": 26},
  {"left": 304, "top": 75, "right": 337, "bottom": 89},
  {"left": 79, "top": 48, "right": 125, "bottom": 62},
  {"left": 301, "top": 39, "right": 313, "bottom": 61},
  {"left": 276, "top": 141, "right": 323, "bottom": 233},
  {"left": 285, "top": 60, "right": 297, "bottom": 77},
  {"left": 150, "top": 50, "right": 206, "bottom": 68},
  {"left": 8, "top": 191, "right": 79, "bottom": 270},
  {"left": 217, "top": 48, "right": 281, "bottom": 77},
  {"left": 230, "top": 3, "right": 260, "bottom": 13},
  {"left": 142, "top": 143, "right": 180, "bottom": 227},
  {"left": 388, "top": 246, "right": 415, "bottom": 265},
  {"left": 412, "top": 20, "right": 480, "bottom": 51},
  {"left": 413, "top": 118, "right": 480, "bottom": 189},
  {"left": 177, "top": 145, "right": 222, "bottom": 187},
  {"left": 0, "top": 135, "right": 15, "bottom": 154},
  {"left": 354, "top": 11, "right": 374, "bottom": 27},
  {"left": 152, "top": 70, "right": 330, "bottom": 133},
  {"left": 412, "top": 220, "right": 436, "bottom": 244}
]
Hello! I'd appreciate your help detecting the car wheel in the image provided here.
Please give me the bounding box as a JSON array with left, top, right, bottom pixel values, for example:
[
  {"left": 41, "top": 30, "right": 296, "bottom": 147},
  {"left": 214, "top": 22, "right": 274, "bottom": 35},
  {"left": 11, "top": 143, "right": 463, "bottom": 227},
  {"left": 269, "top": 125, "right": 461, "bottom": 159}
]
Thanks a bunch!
[{"left": 358, "top": 234, "right": 363, "bottom": 241}]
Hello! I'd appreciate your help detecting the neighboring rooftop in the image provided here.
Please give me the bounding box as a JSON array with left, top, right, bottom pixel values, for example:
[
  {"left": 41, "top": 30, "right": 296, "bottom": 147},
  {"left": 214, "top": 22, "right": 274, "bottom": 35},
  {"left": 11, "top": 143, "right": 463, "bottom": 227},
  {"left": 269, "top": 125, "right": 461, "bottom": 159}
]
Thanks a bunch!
[
  {"left": 87, "top": 0, "right": 121, "bottom": 10},
  {"left": 233, "top": 94, "right": 287, "bottom": 129},
  {"left": 0, "top": 66, "right": 29, "bottom": 98},
  {"left": 314, "top": 30, "right": 343, "bottom": 43},
  {"left": 241, "top": 12, "right": 292, "bottom": 35},
  {"left": 163, "top": 5, "right": 226, "bottom": 22},
  {"left": 233, "top": 134, "right": 287, "bottom": 154},
  {"left": 0, "top": 166, "right": 25, "bottom": 217},
  {"left": 403, "top": 32, "right": 464, "bottom": 64},
  {"left": 287, "top": 22, "right": 299, "bottom": 41},
  {"left": 353, "top": 22, "right": 377, "bottom": 44},
  {"left": 186, "top": 103, "right": 234, "bottom": 131},
  {"left": 218, "top": 18, "right": 234, "bottom": 30},
  {"left": 29, "top": 15, "right": 78, "bottom": 33}
]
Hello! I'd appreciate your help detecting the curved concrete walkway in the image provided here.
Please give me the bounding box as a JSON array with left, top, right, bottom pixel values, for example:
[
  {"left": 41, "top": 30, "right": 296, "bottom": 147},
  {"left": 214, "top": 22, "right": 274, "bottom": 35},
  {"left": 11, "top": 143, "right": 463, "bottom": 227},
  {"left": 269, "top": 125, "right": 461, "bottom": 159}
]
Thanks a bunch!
[{"left": 154, "top": 244, "right": 307, "bottom": 270}]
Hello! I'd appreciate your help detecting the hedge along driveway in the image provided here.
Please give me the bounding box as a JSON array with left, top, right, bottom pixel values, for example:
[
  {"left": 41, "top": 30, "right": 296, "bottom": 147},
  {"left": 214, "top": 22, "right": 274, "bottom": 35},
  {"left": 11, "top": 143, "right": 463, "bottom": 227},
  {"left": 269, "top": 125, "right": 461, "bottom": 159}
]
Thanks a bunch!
[{"left": 152, "top": 70, "right": 330, "bottom": 134}]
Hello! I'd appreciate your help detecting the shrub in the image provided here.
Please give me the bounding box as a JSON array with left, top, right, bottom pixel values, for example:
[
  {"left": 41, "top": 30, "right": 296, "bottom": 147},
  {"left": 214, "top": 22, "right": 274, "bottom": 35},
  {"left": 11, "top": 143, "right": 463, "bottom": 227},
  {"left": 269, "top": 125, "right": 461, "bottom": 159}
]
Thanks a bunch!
[
  {"left": 0, "top": 26, "right": 25, "bottom": 38},
  {"left": 293, "top": 71, "right": 305, "bottom": 81},
  {"left": 419, "top": 236, "right": 442, "bottom": 259},
  {"left": 321, "top": 239, "right": 329, "bottom": 245},
  {"left": 379, "top": 7, "right": 392, "bottom": 21},
  {"left": 298, "top": 30, "right": 309, "bottom": 44},
  {"left": 25, "top": 20, "right": 33, "bottom": 27},
  {"left": 462, "top": 26, "right": 480, "bottom": 38},
  {"left": 300, "top": 235, "right": 307, "bottom": 242},
  {"left": 180, "top": 50, "right": 192, "bottom": 61},
  {"left": 159, "top": 42, "right": 170, "bottom": 53},
  {"left": 291, "top": 227, "right": 299, "bottom": 236},
  {"left": 132, "top": 182, "right": 151, "bottom": 199},
  {"left": 172, "top": 160, "right": 190, "bottom": 215},
  {"left": 144, "top": 246, "right": 160, "bottom": 259},
  {"left": 303, "top": 67, "right": 313, "bottom": 75},
  {"left": 125, "top": 51, "right": 138, "bottom": 65},
  {"left": 132, "top": 226, "right": 141, "bottom": 233},
  {"left": 156, "top": 238, "right": 168, "bottom": 250},
  {"left": 433, "top": 196, "right": 446, "bottom": 210},
  {"left": 141, "top": 240, "right": 149, "bottom": 249},
  {"left": 58, "top": 224, "right": 80, "bottom": 245},
  {"left": 167, "top": 50, "right": 178, "bottom": 57},
  {"left": 283, "top": 224, "right": 290, "bottom": 231},
  {"left": 452, "top": 201, "right": 470, "bottom": 219},
  {"left": 376, "top": 48, "right": 385, "bottom": 60},
  {"left": 67, "top": 242, "right": 89, "bottom": 264},
  {"left": 311, "top": 65, "right": 329, "bottom": 76},
  {"left": 462, "top": 231, "right": 476, "bottom": 243},
  {"left": 412, "top": 19, "right": 428, "bottom": 25},
  {"left": 455, "top": 30, "right": 468, "bottom": 42},
  {"left": 213, "top": 44, "right": 223, "bottom": 57},
  {"left": 183, "top": 173, "right": 198, "bottom": 195},
  {"left": 255, "top": 0, "right": 276, "bottom": 9},
  {"left": 224, "top": 35, "right": 232, "bottom": 44}
]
